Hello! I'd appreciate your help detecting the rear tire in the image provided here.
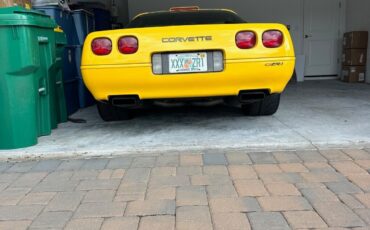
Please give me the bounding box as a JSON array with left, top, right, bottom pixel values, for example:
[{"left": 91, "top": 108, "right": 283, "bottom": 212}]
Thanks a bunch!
[
  {"left": 241, "top": 94, "right": 281, "bottom": 116},
  {"left": 97, "top": 101, "right": 132, "bottom": 121}
]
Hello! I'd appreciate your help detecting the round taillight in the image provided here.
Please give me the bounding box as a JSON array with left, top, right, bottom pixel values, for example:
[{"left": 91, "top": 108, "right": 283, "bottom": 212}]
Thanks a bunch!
[
  {"left": 91, "top": 38, "right": 112, "bottom": 55},
  {"left": 263, "top": 30, "right": 284, "bottom": 48},
  {"left": 236, "top": 31, "right": 256, "bottom": 49},
  {"left": 118, "top": 36, "right": 138, "bottom": 54}
]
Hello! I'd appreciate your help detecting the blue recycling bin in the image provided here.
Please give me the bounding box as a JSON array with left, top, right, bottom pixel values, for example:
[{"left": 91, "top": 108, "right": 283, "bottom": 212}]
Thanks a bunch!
[
  {"left": 33, "top": 6, "right": 77, "bottom": 45},
  {"left": 64, "top": 79, "right": 79, "bottom": 115},
  {"left": 72, "top": 9, "right": 94, "bottom": 45},
  {"left": 92, "top": 8, "right": 111, "bottom": 31},
  {"left": 75, "top": 45, "right": 95, "bottom": 108}
]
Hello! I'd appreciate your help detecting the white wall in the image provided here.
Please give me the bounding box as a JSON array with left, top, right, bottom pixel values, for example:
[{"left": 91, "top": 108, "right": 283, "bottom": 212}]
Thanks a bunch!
[
  {"left": 127, "top": 0, "right": 304, "bottom": 55},
  {"left": 346, "top": 0, "right": 370, "bottom": 83}
]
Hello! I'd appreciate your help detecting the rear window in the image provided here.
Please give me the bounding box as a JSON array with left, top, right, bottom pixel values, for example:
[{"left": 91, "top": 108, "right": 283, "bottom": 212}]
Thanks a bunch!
[{"left": 126, "top": 10, "right": 246, "bottom": 28}]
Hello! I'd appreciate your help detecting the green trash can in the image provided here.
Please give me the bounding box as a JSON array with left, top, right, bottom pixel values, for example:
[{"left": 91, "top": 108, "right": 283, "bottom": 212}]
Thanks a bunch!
[
  {"left": 49, "top": 27, "right": 68, "bottom": 128},
  {"left": 0, "top": 7, "right": 56, "bottom": 149}
]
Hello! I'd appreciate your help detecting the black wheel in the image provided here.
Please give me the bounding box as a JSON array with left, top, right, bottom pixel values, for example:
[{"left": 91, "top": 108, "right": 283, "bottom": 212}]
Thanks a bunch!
[
  {"left": 241, "top": 94, "right": 281, "bottom": 116},
  {"left": 97, "top": 101, "right": 132, "bottom": 121}
]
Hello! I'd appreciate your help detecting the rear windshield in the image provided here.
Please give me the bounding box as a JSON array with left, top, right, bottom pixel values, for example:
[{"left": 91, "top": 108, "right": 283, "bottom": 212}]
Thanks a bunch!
[{"left": 126, "top": 10, "right": 246, "bottom": 28}]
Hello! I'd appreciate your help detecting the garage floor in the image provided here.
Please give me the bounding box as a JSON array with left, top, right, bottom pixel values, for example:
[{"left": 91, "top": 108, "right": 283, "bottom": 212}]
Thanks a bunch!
[{"left": 1, "top": 80, "right": 370, "bottom": 159}]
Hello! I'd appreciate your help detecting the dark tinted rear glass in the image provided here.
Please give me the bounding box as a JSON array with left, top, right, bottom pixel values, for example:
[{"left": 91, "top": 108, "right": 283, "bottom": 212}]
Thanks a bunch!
[{"left": 126, "top": 10, "right": 245, "bottom": 28}]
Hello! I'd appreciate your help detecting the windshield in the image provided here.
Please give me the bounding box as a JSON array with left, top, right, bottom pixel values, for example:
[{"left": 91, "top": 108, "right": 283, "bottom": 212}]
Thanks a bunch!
[{"left": 126, "top": 10, "right": 246, "bottom": 28}]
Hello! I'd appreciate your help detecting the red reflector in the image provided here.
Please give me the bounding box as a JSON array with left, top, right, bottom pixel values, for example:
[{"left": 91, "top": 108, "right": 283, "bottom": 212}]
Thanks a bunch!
[
  {"left": 91, "top": 38, "right": 112, "bottom": 55},
  {"left": 236, "top": 31, "right": 256, "bottom": 49},
  {"left": 263, "top": 30, "right": 284, "bottom": 48},
  {"left": 118, "top": 36, "right": 138, "bottom": 54},
  {"left": 170, "top": 6, "right": 200, "bottom": 12}
]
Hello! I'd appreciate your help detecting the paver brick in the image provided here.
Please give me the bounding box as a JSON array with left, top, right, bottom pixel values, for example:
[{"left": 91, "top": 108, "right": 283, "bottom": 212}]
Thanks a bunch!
[
  {"left": 151, "top": 167, "right": 176, "bottom": 177},
  {"left": 116, "top": 183, "right": 146, "bottom": 202},
  {"left": 56, "top": 159, "right": 85, "bottom": 171},
  {"left": 226, "top": 152, "right": 252, "bottom": 165},
  {"left": 320, "top": 149, "right": 352, "bottom": 161},
  {"left": 176, "top": 206, "right": 213, "bottom": 230},
  {"left": 156, "top": 155, "right": 179, "bottom": 167},
  {"left": 254, "top": 164, "right": 282, "bottom": 174},
  {"left": 65, "top": 218, "right": 103, "bottom": 230},
  {"left": 355, "top": 193, "right": 370, "bottom": 208},
  {"left": 191, "top": 175, "right": 231, "bottom": 186},
  {"left": 31, "top": 159, "right": 61, "bottom": 172},
  {"left": 76, "top": 179, "right": 120, "bottom": 191},
  {"left": 279, "top": 163, "right": 308, "bottom": 173},
  {"left": 177, "top": 166, "right": 202, "bottom": 176},
  {"left": 296, "top": 150, "right": 327, "bottom": 162},
  {"left": 203, "top": 165, "right": 228, "bottom": 175},
  {"left": 123, "top": 168, "right": 151, "bottom": 184},
  {"left": 112, "top": 169, "right": 125, "bottom": 179},
  {"left": 210, "top": 197, "right": 261, "bottom": 213},
  {"left": 265, "top": 183, "right": 301, "bottom": 196},
  {"left": 80, "top": 158, "right": 108, "bottom": 170},
  {"left": 355, "top": 160, "right": 370, "bottom": 170},
  {"left": 347, "top": 174, "right": 370, "bottom": 192},
  {"left": 131, "top": 157, "right": 156, "bottom": 168},
  {"left": 0, "top": 220, "right": 31, "bottom": 230},
  {"left": 206, "top": 184, "right": 238, "bottom": 198},
  {"left": 313, "top": 201, "right": 365, "bottom": 228},
  {"left": 10, "top": 172, "right": 47, "bottom": 188},
  {"left": 149, "top": 175, "right": 190, "bottom": 188},
  {"left": 0, "top": 173, "right": 20, "bottom": 183},
  {"left": 342, "top": 149, "right": 370, "bottom": 160},
  {"left": 30, "top": 211, "right": 72, "bottom": 229},
  {"left": 71, "top": 170, "right": 99, "bottom": 180},
  {"left": 0, "top": 162, "right": 13, "bottom": 173},
  {"left": 180, "top": 155, "right": 203, "bottom": 166},
  {"left": 248, "top": 152, "right": 277, "bottom": 164},
  {"left": 83, "top": 190, "right": 115, "bottom": 203},
  {"left": 177, "top": 186, "right": 207, "bottom": 206},
  {"left": 295, "top": 182, "right": 326, "bottom": 189},
  {"left": 284, "top": 211, "right": 327, "bottom": 229},
  {"left": 326, "top": 181, "right": 362, "bottom": 194},
  {"left": 101, "top": 217, "right": 139, "bottom": 230},
  {"left": 338, "top": 194, "right": 365, "bottom": 209},
  {"left": 331, "top": 161, "right": 368, "bottom": 175},
  {"left": 234, "top": 180, "right": 268, "bottom": 197},
  {"left": 203, "top": 153, "right": 227, "bottom": 165},
  {"left": 43, "top": 171, "right": 73, "bottom": 181},
  {"left": 258, "top": 196, "right": 312, "bottom": 211},
  {"left": 74, "top": 202, "right": 126, "bottom": 218},
  {"left": 354, "top": 209, "right": 370, "bottom": 225},
  {"left": 139, "top": 215, "right": 175, "bottom": 230},
  {"left": 106, "top": 157, "right": 132, "bottom": 169},
  {"left": 248, "top": 212, "right": 290, "bottom": 230},
  {"left": 259, "top": 172, "right": 304, "bottom": 184},
  {"left": 301, "top": 171, "right": 346, "bottom": 183},
  {"left": 20, "top": 192, "right": 56, "bottom": 205},
  {"left": 45, "top": 191, "right": 85, "bottom": 212},
  {"left": 272, "top": 151, "right": 302, "bottom": 163},
  {"left": 300, "top": 187, "right": 340, "bottom": 203},
  {"left": 228, "top": 165, "right": 257, "bottom": 180},
  {"left": 0, "top": 188, "right": 30, "bottom": 205},
  {"left": 304, "top": 162, "right": 336, "bottom": 172},
  {"left": 125, "top": 200, "right": 175, "bottom": 216},
  {"left": 212, "top": 213, "right": 251, "bottom": 230},
  {"left": 146, "top": 187, "right": 176, "bottom": 200},
  {"left": 6, "top": 161, "right": 36, "bottom": 173},
  {"left": 33, "top": 179, "right": 80, "bottom": 192},
  {"left": 0, "top": 205, "right": 43, "bottom": 220}
]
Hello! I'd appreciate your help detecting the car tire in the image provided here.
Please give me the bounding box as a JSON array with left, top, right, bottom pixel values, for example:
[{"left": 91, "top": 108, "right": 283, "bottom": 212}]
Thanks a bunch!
[
  {"left": 97, "top": 101, "right": 132, "bottom": 121},
  {"left": 241, "top": 94, "right": 281, "bottom": 116}
]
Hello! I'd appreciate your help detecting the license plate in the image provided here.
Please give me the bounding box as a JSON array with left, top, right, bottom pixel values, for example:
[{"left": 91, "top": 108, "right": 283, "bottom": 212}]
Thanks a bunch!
[{"left": 168, "top": 52, "right": 208, "bottom": 73}]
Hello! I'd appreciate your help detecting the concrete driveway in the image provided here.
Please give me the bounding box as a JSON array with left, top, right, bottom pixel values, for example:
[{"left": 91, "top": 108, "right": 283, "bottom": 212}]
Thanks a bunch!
[
  {"left": 1, "top": 80, "right": 369, "bottom": 159},
  {"left": 0, "top": 148, "right": 369, "bottom": 229}
]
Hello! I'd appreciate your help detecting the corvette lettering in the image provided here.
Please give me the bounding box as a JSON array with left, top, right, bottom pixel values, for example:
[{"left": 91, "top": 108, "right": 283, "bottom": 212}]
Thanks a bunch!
[{"left": 162, "top": 36, "right": 213, "bottom": 43}]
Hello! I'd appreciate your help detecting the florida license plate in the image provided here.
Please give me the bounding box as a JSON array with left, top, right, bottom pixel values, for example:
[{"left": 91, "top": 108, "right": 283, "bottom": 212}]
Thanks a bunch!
[{"left": 168, "top": 52, "right": 208, "bottom": 73}]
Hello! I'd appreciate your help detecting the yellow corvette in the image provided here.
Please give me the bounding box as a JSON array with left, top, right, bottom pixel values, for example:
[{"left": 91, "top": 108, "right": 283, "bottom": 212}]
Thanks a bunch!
[{"left": 81, "top": 7, "right": 295, "bottom": 121}]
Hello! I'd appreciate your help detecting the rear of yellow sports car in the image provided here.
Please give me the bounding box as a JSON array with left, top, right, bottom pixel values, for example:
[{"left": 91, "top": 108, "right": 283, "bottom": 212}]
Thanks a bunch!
[{"left": 81, "top": 9, "right": 295, "bottom": 120}]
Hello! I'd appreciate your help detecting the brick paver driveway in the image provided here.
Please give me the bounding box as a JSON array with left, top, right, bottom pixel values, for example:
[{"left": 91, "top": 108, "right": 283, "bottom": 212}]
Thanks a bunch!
[{"left": 0, "top": 148, "right": 370, "bottom": 230}]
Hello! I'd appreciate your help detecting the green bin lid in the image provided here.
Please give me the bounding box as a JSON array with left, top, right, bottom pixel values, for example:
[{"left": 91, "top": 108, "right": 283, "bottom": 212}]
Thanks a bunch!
[{"left": 0, "top": 6, "right": 56, "bottom": 28}]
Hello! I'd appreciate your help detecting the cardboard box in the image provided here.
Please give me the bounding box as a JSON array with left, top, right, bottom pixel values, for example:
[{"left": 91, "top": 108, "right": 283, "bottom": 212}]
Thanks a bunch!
[
  {"left": 343, "top": 31, "right": 368, "bottom": 49},
  {"left": 342, "top": 49, "right": 367, "bottom": 66},
  {"left": 0, "top": 0, "right": 31, "bottom": 8},
  {"left": 342, "top": 66, "right": 366, "bottom": 83}
]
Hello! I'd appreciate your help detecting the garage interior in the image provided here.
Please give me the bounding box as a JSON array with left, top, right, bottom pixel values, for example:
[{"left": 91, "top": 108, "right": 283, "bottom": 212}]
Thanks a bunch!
[{"left": 1, "top": 0, "right": 370, "bottom": 156}]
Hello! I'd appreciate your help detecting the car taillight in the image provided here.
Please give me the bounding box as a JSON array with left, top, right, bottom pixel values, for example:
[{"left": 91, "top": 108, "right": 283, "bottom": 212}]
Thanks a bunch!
[
  {"left": 118, "top": 36, "right": 138, "bottom": 54},
  {"left": 263, "top": 30, "right": 283, "bottom": 48},
  {"left": 236, "top": 31, "right": 256, "bottom": 49},
  {"left": 91, "top": 38, "right": 112, "bottom": 55}
]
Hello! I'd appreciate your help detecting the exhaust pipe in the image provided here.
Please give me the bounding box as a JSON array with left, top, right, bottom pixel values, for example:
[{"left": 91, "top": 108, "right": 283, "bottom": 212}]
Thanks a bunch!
[
  {"left": 238, "top": 91, "right": 266, "bottom": 104},
  {"left": 110, "top": 96, "right": 140, "bottom": 108}
]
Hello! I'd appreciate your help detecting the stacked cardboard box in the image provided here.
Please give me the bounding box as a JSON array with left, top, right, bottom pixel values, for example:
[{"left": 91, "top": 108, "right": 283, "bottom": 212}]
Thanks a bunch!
[
  {"left": 342, "top": 31, "right": 368, "bottom": 83},
  {"left": 0, "top": 0, "right": 31, "bottom": 8}
]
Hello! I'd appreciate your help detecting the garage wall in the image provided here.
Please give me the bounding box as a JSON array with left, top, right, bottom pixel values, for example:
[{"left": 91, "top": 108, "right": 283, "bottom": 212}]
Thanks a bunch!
[
  {"left": 127, "top": 0, "right": 304, "bottom": 55},
  {"left": 346, "top": 0, "right": 370, "bottom": 83}
]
